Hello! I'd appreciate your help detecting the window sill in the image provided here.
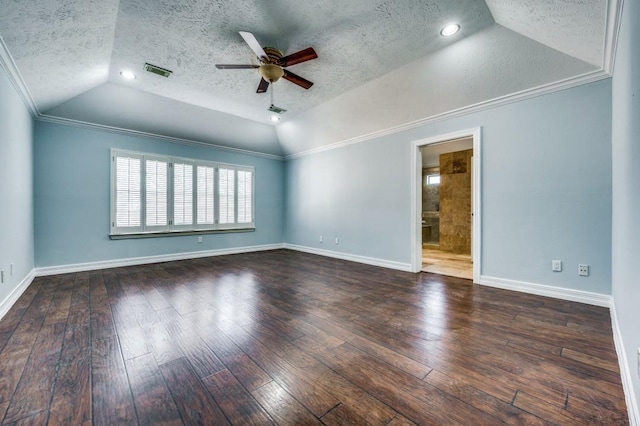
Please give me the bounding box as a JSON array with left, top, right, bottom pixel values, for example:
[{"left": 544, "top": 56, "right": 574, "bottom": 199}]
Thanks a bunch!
[{"left": 109, "top": 228, "right": 255, "bottom": 240}]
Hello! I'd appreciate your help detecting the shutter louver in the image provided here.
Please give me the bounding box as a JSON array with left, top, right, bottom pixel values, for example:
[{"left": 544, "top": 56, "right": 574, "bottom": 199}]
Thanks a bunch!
[
  {"left": 197, "top": 165, "right": 215, "bottom": 225},
  {"left": 115, "top": 157, "right": 141, "bottom": 227},
  {"left": 219, "top": 168, "right": 235, "bottom": 224},
  {"left": 146, "top": 159, "right": 168, "bottom": 227},
  {"left": 173, "top": 163, "right": 193, "bottom": 226},
  {"left": 237, "top": 170, "right": 252, "bottom": 223}
]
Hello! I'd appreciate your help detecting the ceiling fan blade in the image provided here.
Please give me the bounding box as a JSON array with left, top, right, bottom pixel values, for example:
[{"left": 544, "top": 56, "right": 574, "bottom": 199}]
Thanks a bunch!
[
  {"left": 215, "top": 64, "right": 259, "bottom": 69},
  {"left": 279, "top": 47, "right": 318, "bottom": 67},
  {"left": 239, "top": 31, "right": 268, "bottom": 61},
  {"left": 282, "top": 70, "right": 313, "bottom": 89},
  {"left": 257, "top": 78, "right": 270, "bottom": 93}
]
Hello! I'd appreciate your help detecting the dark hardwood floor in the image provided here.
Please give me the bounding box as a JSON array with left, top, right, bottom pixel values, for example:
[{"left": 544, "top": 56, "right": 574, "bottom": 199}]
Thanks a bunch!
[{"left": 0, "top": 249, "right": 629, "bottom": 425}]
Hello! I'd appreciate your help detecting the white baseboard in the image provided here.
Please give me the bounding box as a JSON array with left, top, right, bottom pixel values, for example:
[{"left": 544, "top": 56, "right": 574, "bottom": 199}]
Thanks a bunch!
[
  {"left": 0, "top": 269, "right": 36, "bottom": 321},
  {"left": 35, "top": 243, "right": 285, "bottom": 276},
  {"left": 611, "top": 302, "right": 640, "bottom": 426},
  {"left": 478, "top": 275, "right": 612, "bottom": 307},
  {"left": 283, "top": 243, "right": 413, "bottom": 272}
]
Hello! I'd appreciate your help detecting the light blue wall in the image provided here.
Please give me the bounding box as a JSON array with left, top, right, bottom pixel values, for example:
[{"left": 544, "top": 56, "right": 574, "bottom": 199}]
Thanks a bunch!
[
  {"left": 34, "top": 121, "right": 285, "bottom": 267},
  {"left": 612, "top": 0, "right": 640, "bottom": 412},
  {"left": 286, "top": 79, "right": 612, "bottom": 294},
  {"left": 0, "top": 65, "right": 34, "bottom": 304}
]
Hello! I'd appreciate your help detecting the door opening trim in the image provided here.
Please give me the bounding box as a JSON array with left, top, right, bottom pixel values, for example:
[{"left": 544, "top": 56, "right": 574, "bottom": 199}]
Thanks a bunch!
[{"left": 410, "top": 127, "right": 482, "bottom": 282}]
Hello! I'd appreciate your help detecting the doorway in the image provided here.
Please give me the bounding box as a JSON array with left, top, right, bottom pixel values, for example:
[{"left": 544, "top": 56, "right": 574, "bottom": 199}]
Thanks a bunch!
[{"left": 411, "top": 128, "right": 481, "bottom": 282}]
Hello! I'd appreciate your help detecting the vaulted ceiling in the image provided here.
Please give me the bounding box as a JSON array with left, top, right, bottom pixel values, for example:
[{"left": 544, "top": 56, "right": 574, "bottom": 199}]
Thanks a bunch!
[{"left": 0, "top": 0, "right": 614, "bottom": 157}]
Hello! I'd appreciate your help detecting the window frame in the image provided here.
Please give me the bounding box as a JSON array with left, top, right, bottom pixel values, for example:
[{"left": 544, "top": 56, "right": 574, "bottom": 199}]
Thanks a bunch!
[
  {"left": 110, "top": 149, "right": 255, "bottom": 238},
  {"left": 426, "top": 174, "right": 441, "bottom": 185}
]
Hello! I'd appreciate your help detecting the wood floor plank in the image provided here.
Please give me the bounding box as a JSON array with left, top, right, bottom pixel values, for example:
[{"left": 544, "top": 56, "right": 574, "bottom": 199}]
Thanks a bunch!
[
  {"left": 109, "top": 303, "right": 149, "bottom": 361},
  {"left": 162, "top": 318, "right": 226, "bottom": 379},
  {"left": 566, "top": 392, "right": 630, "bottom": 424},
  {"left": 251, "top": 381, "right": 322, "bottom": 426},
  {"left": 218, "top": 322, "right": 340, "bottom": 418},
  {"left": 18, "top": 277, "right": 57, "bottom": 325},
  {"left": 159, "top": 357, "right": 229, "bottom": 425},
  {"left": 0, "top": 401, "right": 8, "bottom": 420},
  {"left": 49, "top": 326, "right": 91, "bottom": 425},
  {"left": 2, "top": 409, "right": 48, "bottom": 426},
  {"left": 203, "top": 369, "right": 276, "bottom": 425},
  {"left": 91, "top": 337, "right": 137, "bottom": 424},
  {"left": 66, "top": 273, "right": 90, "bottom": 330},
  {"left": 386, "top": 413, "right": 419, "bottom": 426},
  {"left": 226, "top": 319, "right": 397, "bottom": 425},
  {"left": 513, "top": 391, "right": 587, "bottom": 424},
  {"left": 295, "top": 312, "right": 432, "bottom": 378},
  {"left": 326, "top": 342, "right": 503, "bottom": 425},
  {"left": 320, "top": 403, "right": 370, "bottom": 425},
  {"left": 3, "top": 323, "right": 65, "bottom": 424},
  {"left": 0, "top": 321, "right": 41, "bottom": 404},
  {"left": 125, "top": 353, "right": 182, "bottom": 426},
  {"left": 562, "top": 347, "right": 621, "bottom": 373},
  {"left": 140, "top": 322, "right": 183, "bottom": 365},
  {"left": 222, "top": 353, "right": 273, "bottom": 392},
  {"left": 424, "top": 369, "right": 546, "bottom": 425}
]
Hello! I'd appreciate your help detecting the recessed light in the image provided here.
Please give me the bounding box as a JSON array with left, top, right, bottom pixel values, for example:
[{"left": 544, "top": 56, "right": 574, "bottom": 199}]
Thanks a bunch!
[
  {"left": 440, "top": 24, "right": 460, "bottom": 37},
  {"left": 270, "top": 115, "right": 280, "bottom": 122},
  {"left": 120, "top": 70, "right": 136, "bottom": 80}
]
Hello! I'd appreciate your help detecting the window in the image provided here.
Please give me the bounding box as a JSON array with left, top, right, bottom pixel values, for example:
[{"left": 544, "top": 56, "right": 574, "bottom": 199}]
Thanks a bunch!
[
  {"left": 427, "top": 175, "right": 441, "bottom": 185},
  {"left": 111, "top": 149, "right": 254, "bottom": 236}
]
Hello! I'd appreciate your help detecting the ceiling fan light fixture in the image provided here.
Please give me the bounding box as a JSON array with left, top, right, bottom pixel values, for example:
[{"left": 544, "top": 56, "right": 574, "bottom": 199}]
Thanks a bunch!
[
  {"left": 440, "top": 24, "right": 460, "bottom": 37},
  {"left": 120, "top": 70, "right": 136, "bottom": 80},
  {"left": 259, "top": 64, "right": 284, "bottom": 82}
]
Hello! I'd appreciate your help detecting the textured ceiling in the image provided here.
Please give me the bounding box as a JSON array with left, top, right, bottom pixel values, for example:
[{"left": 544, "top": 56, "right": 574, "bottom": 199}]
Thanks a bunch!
[
  {"left": 0, "top": 0, "right": 611, "bottom": 156},
  {"left": 484, "top": 0, "right": 607, "bottom": 67}
]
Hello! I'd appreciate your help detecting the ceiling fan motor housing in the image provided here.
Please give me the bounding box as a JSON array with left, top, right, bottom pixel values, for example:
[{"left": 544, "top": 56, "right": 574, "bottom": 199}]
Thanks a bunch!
[
  {"left": 259, "top": 48, "right": 285, "bottom": 82},
  {"left": 259, "top": 64, "right": 284, "bottom": 82}
]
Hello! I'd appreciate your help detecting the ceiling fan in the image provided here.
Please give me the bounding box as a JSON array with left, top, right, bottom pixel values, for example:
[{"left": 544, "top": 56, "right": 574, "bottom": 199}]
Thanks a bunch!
[{"left": 215, "top": 31, "right": 317, "bottom": 94}]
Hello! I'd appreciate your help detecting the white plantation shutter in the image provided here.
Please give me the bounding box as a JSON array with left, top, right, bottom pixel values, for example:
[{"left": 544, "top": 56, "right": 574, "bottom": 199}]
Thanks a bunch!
[
  {"left": 197, "top": 165, "right": 215, "bottom": 225},
  {"left": 237, "top": 169, "right": 253, "bottom": 224},
  {"left": 173, "top": 162, "right": 193, "bottom": 227},
  {"left": 145, "top": 159, "right": 168, "bottom": 228},
  {"left": 113, "top": 155, "right": 142, "bottom": 232},
  {"left": 110, "top": 150, "right": 254, "bottom": 235},
  {"left": 219, "top": 168, "right": 235, "bottom": 225}
]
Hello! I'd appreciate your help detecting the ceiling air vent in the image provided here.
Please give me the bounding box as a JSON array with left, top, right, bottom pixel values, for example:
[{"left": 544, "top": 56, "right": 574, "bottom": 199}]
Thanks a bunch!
[
  {"left": 144, "top": 63, "right": 173, "bottom": 78},
  {"left": 268, "top": 104, "right": 287, "bottom": 114}
]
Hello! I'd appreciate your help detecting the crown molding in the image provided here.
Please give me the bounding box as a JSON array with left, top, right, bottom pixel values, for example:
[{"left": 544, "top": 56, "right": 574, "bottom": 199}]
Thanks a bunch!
[
  {"left": 285, "top": 69, "right": 610, "bottom": 160},
  {"left": 0, "top": 35, "right": 39, "bottom": 117},
  {"left": 603, "top": 0, "right": 624, "bottom": 75},
  {"left": 36, "top": 114, "right": 284, "bottom": 161}
]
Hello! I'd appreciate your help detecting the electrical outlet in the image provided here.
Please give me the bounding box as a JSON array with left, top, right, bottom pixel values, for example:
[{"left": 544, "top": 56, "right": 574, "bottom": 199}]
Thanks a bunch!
[
  {"left": 197, "top": 236, "right": 203, "bottom": 243},
  {"left": 335, "top": 237, "right": 339, "bottom": 245},
  {"left": 578, "top": 264, "right": 589, "bottom": 276},
  {"left": 552, "top": 260, "right": 562, "bottom": 272},
  {"left": 319, "top": 235, "right": 323, "bottom": 243}
]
